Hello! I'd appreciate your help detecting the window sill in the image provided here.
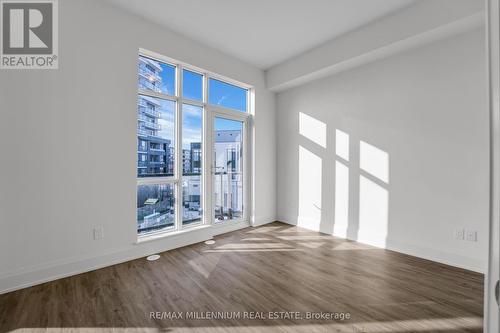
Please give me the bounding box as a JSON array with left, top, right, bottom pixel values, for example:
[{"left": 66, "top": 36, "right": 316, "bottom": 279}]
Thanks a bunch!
[
  {"left": 136, "top": 224, "right": 211, "bottom": 244},
  {"left": 213, "top": 218, "right": 246, "bottom": 226}
]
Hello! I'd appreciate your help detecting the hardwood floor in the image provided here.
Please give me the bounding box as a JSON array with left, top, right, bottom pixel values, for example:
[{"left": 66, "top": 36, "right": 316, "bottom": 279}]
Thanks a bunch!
[{"left": 0, "top": 222, "right": 484, "bottom": 332}]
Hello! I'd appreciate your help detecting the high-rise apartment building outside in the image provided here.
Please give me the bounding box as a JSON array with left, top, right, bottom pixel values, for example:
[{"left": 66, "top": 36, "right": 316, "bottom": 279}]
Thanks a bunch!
[
  {"left": 137, "top": 57, "right": 173, "bottom": 177},
  {"left": 137, "top": 57, "right": 175, "bottom": 234}
]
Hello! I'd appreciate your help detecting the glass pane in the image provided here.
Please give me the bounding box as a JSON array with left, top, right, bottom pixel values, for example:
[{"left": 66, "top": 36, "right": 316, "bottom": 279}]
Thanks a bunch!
[
  {"left": 213, "top": 117, "right": 243, "bottom": 222},
  {"left": 182, "top": 69, "right": 203, "bottom": 101},
  {"left": 137, "top": 95, "right": 175, "bottom": 177},
  {"left": 137, "top": 184, "right": 175, "bottom": 235},
  {"left": 209, "top": 78, "right": 247, "bottom": 112},
  {"left": 138, "top": 55, "right": 176, "bottom": 95},
  {"left": 182, "top": 104, "right": 203, "bottom": 226}
]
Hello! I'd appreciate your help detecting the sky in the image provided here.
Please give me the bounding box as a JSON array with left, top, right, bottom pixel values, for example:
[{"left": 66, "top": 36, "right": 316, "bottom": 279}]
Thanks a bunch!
[
  {"left": 214, "top": 117, "right": 242, "bottom": 131},
  {"left": 140, "top": 56, "right": 246, "bottom": 149},
  {"left": 144, "top": 55, "right": 247, "bottom": 113}
]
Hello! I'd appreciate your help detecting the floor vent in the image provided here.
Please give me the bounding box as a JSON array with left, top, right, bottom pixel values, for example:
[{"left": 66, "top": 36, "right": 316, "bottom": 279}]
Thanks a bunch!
[{"left": 146, "top": 254, "right": 160, "bottom": 261}]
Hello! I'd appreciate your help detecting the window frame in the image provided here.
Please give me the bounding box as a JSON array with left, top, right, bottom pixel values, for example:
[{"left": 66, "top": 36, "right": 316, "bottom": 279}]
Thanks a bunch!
[
  {"left": 137, "top": 48, "right": 252, "bottom": 240},
  {"left": 211, "top": 111, "right": 250, "bottom": 225}
]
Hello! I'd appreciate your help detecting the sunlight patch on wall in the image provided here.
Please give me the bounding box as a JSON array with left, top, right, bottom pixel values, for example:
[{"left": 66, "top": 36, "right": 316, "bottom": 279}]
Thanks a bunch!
[
  {"left": 335, "top": 129, "right": 349, "bottom": 161},
  {"left": 299, "top": 112, "right": 327, "bottom": 148},
  {"left": 298, "top": 145, "right": 322, "bottom": 231},
  {"left": 334, "top": 161, "right": 349, "bottom": 230},
  {"left": 360, "top": 141, "right": 389, "bottom": 183},
  {"left": 358, "top": 175, "right": 389, "bottom": 246}
]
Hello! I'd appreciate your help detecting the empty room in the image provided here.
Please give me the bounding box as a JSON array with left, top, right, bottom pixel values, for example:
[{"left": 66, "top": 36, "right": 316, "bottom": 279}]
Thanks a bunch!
[{"left": 1, "top": 0, "right": 500, "bottom": 332}]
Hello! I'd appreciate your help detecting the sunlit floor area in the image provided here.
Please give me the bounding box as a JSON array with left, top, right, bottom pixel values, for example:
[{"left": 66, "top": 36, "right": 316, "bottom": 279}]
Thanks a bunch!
[{"left": 0, "top": 222, "right": 483, "bottom": 333}]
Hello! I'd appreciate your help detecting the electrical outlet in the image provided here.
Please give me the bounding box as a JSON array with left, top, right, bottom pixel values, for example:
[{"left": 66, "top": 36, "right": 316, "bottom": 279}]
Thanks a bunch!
[
  {"left": 466, "top": 230, "right": 477, "bottom": 242},
  {"left": 93, "top": 226, "right": 104, "bottom": 240},
  {"left": 455, "top": 228, "right": 465, "bottom": 240}
]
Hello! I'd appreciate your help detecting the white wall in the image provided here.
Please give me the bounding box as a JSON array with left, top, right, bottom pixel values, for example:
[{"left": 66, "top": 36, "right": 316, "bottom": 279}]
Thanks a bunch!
[
  {"left": 0, "top": 0, "right": 276, "bottom": 292},
  {"left": 276, "top": 29, "right": 488, "bottom": 272},
  {"left": 267, "top": 0, "right": 484, "bottom": 92}
]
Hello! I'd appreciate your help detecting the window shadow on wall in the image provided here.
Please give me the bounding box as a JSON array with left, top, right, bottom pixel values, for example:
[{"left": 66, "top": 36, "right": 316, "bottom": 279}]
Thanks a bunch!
[{"left": 296, "top": 112, "right": 390, "bottom": 247}]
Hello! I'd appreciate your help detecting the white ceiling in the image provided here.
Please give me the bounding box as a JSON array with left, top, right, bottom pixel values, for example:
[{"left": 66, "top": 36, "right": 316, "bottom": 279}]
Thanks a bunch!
[{"left": 106, "top": 0, "right": 417, "bottom": 69}]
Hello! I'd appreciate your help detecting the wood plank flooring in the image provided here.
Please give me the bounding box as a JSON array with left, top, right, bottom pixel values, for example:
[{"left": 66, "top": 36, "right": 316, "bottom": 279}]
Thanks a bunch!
[{"left": 0, "top": 222, "right": 484, "bottom": 332}]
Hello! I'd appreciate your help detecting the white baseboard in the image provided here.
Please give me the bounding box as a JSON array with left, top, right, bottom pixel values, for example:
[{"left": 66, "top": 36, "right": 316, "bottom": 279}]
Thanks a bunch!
[
  {"left": 0, "top": 222, "right": 250, "bottom": 295},
  {"left": 277, "top": 215, "right": 485, "bottom": 274},
  {"left": 380, "top": 237, "right": 486, "bottom": 274},
  {"left": 278, "top": 215, "right": 297, "bottom": 226},
  {"left": 212, "top": 220, "right": 250, "bottom": 235},
  {"left": 252, "top": 215, "right": 277, "bottom": 227}
]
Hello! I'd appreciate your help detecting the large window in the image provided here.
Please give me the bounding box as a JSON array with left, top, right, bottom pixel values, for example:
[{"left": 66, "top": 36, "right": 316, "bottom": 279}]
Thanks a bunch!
[{"left": 137, "top": 50, "right": 250, "bottom": 237}]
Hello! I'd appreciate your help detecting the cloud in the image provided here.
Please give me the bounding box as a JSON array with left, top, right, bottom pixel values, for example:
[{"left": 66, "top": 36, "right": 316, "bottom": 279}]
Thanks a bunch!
[
  {"left": 182, "top": 104, "right": 202, "bottom": 117},
  {"left": 216, "top": 95, "right": 227, "bottom": 105}
]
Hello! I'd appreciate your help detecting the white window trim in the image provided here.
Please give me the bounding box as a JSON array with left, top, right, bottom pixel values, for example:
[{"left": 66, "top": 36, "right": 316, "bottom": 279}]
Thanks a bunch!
[{"left": 136, "top": 48, "right": 253, "bottom": 241}]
